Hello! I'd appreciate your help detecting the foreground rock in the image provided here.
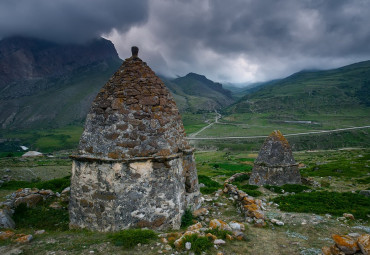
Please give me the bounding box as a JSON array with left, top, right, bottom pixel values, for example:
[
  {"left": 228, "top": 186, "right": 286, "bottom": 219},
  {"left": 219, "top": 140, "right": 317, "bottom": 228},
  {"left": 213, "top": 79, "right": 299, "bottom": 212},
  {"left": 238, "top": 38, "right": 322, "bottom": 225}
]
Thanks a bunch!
[
  {"left": 0, "top": 188, "right": 58, "bottom": 229},
  {"left": 224, "top": 173, "right": 266, "bottom": 226},
  {"left": 322, "top": 233, "right": 370, "bottom": 255},
  {"left": 249, "top": 130, "right": 301, "bottom": 186}
]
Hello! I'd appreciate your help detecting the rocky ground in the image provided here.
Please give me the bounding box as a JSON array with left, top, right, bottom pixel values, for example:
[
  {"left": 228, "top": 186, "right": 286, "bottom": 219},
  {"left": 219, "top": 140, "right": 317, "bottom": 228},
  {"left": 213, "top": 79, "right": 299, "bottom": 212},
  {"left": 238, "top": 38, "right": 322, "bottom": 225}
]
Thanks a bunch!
[
  {"left": 0, "top": 180, "right": 369, "bottom": 255},
  {"left": 0, "top": 149, "right": 369, "bottom": 254}
]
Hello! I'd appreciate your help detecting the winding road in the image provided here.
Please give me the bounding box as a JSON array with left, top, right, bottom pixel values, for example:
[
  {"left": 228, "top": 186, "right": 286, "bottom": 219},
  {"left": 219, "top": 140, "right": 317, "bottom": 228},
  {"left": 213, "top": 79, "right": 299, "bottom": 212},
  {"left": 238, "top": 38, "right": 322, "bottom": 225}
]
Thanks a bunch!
[{"left": 187, "top": 112, "right": 370, "bottom": 140}]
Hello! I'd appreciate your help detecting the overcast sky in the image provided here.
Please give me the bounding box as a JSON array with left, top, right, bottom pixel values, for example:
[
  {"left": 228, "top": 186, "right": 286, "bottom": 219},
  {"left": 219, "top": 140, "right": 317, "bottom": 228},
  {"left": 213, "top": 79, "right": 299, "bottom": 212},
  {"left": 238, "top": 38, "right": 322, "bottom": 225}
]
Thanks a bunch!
[{"left": 1, "top": 0, "right": 370, "bottom": 84}]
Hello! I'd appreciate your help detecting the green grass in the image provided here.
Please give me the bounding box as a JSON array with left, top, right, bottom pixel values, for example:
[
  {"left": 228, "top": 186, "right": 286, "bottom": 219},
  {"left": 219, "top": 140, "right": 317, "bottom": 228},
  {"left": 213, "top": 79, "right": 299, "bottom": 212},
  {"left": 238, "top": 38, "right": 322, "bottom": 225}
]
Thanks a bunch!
[
  {"left": 181, "top": 234, "right": 213, "bottom": 255},
  {"left": 1, "top": 125, "right": 83, "bottom": 153},
  {"left": 13, "top": 202, "right": 69, "bottom": 231},
  {"left": 0, "top": 176, "right": 70, "bottom": 192},
  {"left": 300, "top": 150, "right": 370, "bottom": 180},
  {"left": 181, "top": 208, "right": 194, "bottom": 228},
  {"left": 357, "top": 176, "right": 370, "bottom": 184},
  {"left": 264, "top": 184, "right": 310, "bottom": 194},
  {"left": 273, "top": 191, "right": 370, "bottom": 219},
  {"left": 108, "top": 229, "right": 157, "bottom": 249},
  {"left": 198, "top": 175, "right": 222, "bottom": 194}
]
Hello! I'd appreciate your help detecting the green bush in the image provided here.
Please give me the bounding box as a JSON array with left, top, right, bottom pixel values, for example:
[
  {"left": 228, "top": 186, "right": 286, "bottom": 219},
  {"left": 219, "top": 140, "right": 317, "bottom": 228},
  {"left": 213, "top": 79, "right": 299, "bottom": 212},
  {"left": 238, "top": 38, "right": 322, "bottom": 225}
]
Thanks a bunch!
[
  {"left": 181, "top": 234, "right": 213, "bottom": 255},
  {"left": 198, "top": 175, "right": 221, "bottom": 188},
  {"left": 264, "top": 185, "right": 284, "bottom": 194},
  {"left": 181, "top": 208, "right": 194, "bottom": 228},
  {"left": 273, "top": 191, "right": 370, "bottom": 219},
  {"left": 198, "top": 175, "right": 222, "bottom": 194},
  {"left": 35, "top": 176, "right": 70, "bottom": 192},
  {"left": 281, "top": 184, "right": 310, "bottom": 193},
  {"left": 13, "top": 202, "right": 69, "bottom": 231},
  {"left": 264, "top": 184, "right": 310, "bottom": 194},
  {"left": 236, "top": 183, "right": 262, "bottom": 197},
  {"left": 0, "top": 176, "right": 70, "bottom": 192},
  {"left": 357, "top": 176, "right": 370, "bottom": 184},
  {"left": 233, "top": 174, "right": 250, "bottom": 183},
  {"left": 200, "top": 187, "right": 220, "bottom": 194},
  {"left": 108, "top": 229, "right": 157, "bottom": 248}
]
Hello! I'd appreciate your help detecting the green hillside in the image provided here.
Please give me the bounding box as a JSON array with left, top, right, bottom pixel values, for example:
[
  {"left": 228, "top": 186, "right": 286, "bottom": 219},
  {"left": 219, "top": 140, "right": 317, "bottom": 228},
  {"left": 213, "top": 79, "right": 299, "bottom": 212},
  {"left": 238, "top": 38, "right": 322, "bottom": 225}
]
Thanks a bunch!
[
  {"left": 228, "top": 60, "right": 370, "bottom": 115},
  {"left": 165, "top": 73, "right": 234, "bottom": 112}
]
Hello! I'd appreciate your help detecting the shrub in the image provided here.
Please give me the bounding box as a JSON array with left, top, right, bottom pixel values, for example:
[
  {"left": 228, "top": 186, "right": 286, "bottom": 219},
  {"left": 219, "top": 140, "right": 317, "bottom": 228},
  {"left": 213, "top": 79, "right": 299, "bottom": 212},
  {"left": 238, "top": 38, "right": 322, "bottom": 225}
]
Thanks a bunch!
[
  {"left": 181, "top": 208, "right": 194, "bottom": 228},
  {"left": 35, "top": 176, "right": 70, "bottom": 192},
  {"left": 281, "top": 184, "right": 310, "bottom": 193},
  {"left": 233, "top": 174, "right": 250, "bottom": 183},
  {"left": 264, "top": 184, "right": 310, "bottom": 194},
  {"left": 198, "top": 175, "right": 221, "bottom": 188},
  {"left": 108, "top": 229, "right": 157, "bottom": 248},
  {"left": 357, "top": 176, "right": 370, "bottom": 184},
  {"left": 237, "top": 184, "right": 262, "bottom": 197},
  {"left": 13, "top": 202, "right": 69, "bottom": 231},
  {"left": 198, "top": 175, "right": 221, "bottom": 194},
  {"left": 273, "top": 191, "right": 370, "bottom": 219},
  {"left": 0, "top": 176, "right": 70, "bottom": 192},
  {"left": 200, "top": 187, "right": 219, "bottom": 194},
  {"left": 181, "top": 234, "right": 213, "bottom": 255},
  {"left": 264, "top": 185, "right": 284, "bottom": 194}
]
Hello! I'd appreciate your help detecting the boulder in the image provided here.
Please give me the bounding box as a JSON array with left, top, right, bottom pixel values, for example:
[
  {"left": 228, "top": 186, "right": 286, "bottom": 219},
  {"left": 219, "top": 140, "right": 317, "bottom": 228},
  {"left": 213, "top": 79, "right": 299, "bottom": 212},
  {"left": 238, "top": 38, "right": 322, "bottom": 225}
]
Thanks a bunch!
[
  {"left": 14, "top": 234, "right": 33, "bottom": 243},
  {"left": 359, "top": 190, "right": 370, "bottom": 197},
  {"left": 0, "top": 209, "right": 15, "bottom": 229},
  {"left": 357, "top": 234, "right": 370, "bottom": 255},
  {"left": 192, "top": 208, "right": 208, "bottom": 217},
  {"left": 332, "top": 234, "right": 360, "bottom": 254},
  {"left": 209, "top": 219, "right": 232, "bottom": 231},
  {"left": 22, "top": 151, "right": 43, "bottom": 157},
  {"left": 14, "top": 194, "right": 43, "bottom": 208},
  {"left": 0, "top": 230, "right": 15, "bottom": 240}
]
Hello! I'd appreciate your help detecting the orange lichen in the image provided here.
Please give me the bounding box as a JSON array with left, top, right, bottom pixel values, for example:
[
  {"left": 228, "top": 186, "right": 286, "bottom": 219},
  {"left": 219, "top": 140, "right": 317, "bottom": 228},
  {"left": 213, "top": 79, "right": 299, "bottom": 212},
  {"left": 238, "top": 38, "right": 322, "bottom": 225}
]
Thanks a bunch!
[
  {"left": 332, "top": 234, "right": 360, "bottom": 253},
  {"left": 270, "top": 130, "right": 290, "bottom": 148}
]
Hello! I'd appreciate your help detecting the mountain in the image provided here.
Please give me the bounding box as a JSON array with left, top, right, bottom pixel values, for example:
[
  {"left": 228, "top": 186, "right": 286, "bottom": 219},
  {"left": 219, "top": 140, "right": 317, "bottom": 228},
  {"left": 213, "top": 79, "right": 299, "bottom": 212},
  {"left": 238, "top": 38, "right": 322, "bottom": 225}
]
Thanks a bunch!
[
  {"left": 0, "top": 37, "right": 234, "bottom": 130},
  {"left": 0, "top": 36, "right": 122, "bottom": 129},
  {"left": 164, "top": 73, "right": 234, "bottom": 112},
  {"left": 228, "top": 61, "right": 370, "bottom": 115}
]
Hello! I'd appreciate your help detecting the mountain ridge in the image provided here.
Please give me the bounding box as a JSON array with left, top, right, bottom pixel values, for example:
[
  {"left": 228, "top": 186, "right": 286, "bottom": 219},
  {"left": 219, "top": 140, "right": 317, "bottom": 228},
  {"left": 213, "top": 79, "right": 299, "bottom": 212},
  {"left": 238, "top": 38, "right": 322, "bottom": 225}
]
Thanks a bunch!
[{"left": 227, "top": 60, "right": 370, "bottom": 115}]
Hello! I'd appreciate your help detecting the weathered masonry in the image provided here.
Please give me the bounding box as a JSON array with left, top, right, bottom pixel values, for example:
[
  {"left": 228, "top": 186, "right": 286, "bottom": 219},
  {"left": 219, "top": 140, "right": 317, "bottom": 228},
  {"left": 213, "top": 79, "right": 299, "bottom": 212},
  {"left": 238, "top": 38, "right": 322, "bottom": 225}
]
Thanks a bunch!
[
  {"left": 69, "top": 47, "right": 201, "bottom": 232},
  {"left": 249, "top": 130, "right": 301, "bottom": 186}
]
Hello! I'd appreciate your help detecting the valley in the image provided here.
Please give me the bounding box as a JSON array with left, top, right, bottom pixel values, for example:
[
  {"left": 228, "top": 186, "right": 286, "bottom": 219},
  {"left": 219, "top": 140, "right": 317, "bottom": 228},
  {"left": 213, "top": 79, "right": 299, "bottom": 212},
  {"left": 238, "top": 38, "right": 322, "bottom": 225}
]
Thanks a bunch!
[{"left": 0, "top": 36, "right": 369, "bottom": 255}]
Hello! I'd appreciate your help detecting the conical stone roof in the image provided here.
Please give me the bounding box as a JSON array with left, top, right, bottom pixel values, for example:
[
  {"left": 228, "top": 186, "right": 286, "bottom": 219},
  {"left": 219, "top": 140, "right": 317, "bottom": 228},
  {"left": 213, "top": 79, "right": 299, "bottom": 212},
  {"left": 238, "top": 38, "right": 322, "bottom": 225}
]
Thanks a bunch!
[
  {"left": 254, "top": 130, "right": 296, "bottom": 167},
  {"left": 77, "top": 48, "right": 190, "bottom": 160},
  {"left": 249, "top": 130, "right": 301, "bottom": 186}
]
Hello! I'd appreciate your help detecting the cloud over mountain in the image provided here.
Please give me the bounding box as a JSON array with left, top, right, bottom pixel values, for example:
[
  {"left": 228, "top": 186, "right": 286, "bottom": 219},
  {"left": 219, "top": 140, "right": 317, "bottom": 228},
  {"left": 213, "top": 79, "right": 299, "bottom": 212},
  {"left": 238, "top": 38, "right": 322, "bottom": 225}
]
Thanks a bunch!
[{"left": 1, "top": 0, "right": 370, "bottom": 83}]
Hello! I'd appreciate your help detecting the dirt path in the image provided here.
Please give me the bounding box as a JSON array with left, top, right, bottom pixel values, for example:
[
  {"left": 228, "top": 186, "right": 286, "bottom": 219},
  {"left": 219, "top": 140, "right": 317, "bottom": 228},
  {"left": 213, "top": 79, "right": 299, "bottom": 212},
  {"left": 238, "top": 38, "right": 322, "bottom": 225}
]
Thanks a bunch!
[
  {"left": 189, "top": 110, "right": 222, "bottom": 137},
  {"left": 187, "top": 125, "right": 370, "bottom": 140}
]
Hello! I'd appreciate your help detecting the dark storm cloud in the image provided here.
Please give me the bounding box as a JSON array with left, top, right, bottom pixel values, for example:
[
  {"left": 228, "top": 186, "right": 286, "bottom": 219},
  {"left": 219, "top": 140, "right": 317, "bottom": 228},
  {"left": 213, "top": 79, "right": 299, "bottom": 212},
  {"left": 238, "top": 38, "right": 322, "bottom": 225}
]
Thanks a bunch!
[
  {"left": 0, "top": 0, "right": 149, "bottom": 43},
  {"left": 2, "top": 0, "right": 370, "bottom": 82},
  {"left": 109, "top": 0, "right": 370, "bottom": 82}
]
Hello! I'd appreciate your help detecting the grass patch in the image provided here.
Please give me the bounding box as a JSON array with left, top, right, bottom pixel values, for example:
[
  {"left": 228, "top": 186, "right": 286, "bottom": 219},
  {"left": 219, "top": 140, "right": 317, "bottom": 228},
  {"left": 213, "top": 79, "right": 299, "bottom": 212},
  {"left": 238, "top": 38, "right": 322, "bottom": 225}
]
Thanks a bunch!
[
  {"left": 0, "top": 176, "right": 70, "bottom": 193},
  {"left": 357, "top": 176, "right": 370, "bottom": 184},
  {"left": 14, "top": 202, "right": 69, "bottom": 231},
  {"left": 181, "top": 208, "right": 194, "bottom": 228},
  {"left": 0, "top": 151, "right": 24, "bottom": 158},
  {"left": 264, "top": 184, "right": 310, "bottom": 194},
  {"left": 234, "top": 174, "right": 250, "bottom": 183},
  {"left": 273, "top": 191, "right": 370, "bottom": 219},
  {"left": 181, "top": 234, "right": 213, "bottom": 255},
  {"left": 198, "top": 175, "right": 222, "bottom": 194},
  {"left": 108, "top": 229, "right": 157, "bottom": 248}
]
